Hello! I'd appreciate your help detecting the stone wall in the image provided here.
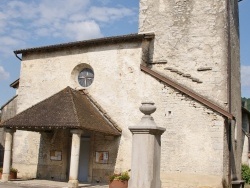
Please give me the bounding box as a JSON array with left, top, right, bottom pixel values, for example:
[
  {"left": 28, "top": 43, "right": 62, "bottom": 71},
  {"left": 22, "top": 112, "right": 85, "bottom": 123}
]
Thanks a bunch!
[
  {"left": 14, "top": 127, "right": 120, "bottom": 182},
  {"left": 1, "top": 96, "right": 17, "bottom": 121},
  {"left": 36, "top": 130, "right": 70, "bottom": 181},
  {"left": 14, "top": 39, "right": 230, "bottom": 187},
  {"left": 138, "top": 0, "right": 241, "bottom": 186},
  {"left": 12, "top": 130, "right": 40, "bottom": 179},
  {"left": 143, "top": 74, "right": 226, "bottom": 188},
  {"left": 15, "top": 42, "right": 142, "bottom": 180},
  {"left": 0, "top": 96, "right": 18, "bottom": 167},
  {"left": 139, "top": 0, "right": 229, "bottom": 107},
  {"left": 91, "top": 133, "right": 120, "bottom": 183}
]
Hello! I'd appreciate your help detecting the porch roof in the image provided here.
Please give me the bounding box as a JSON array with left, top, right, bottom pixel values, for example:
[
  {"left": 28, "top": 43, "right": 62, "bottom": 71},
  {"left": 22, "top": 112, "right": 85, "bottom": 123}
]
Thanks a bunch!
[{"left": 0, "top": 87, "right": 121, "bottom": 136}]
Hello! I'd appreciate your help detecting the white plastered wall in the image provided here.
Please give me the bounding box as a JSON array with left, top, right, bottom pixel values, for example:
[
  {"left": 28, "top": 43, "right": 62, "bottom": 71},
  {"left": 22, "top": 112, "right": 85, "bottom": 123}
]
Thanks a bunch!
[{"left": 12, "top": 40, "right": 226, "bottom": 187}]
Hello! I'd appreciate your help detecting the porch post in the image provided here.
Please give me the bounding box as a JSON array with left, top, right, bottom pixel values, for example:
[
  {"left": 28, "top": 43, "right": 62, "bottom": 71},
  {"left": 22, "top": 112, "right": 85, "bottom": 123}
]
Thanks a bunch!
[
  {"left": 129, "top": 102, "right": 165, "bottom": 188},
  {"left": 68, "top": 129, "right": 83, "bottom": 188},
  {"left": 1, "top": 128, "right": 15, "bottom": 182}
]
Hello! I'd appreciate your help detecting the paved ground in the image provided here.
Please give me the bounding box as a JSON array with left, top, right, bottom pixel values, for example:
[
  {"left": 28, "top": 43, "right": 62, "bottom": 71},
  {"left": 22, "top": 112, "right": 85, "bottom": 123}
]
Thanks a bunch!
[
  {"left": 0, "top": 182, "right": 28, "bottom": 188},
  {"left": 0, "top": 180, "right": 108, "bottom": 188}
]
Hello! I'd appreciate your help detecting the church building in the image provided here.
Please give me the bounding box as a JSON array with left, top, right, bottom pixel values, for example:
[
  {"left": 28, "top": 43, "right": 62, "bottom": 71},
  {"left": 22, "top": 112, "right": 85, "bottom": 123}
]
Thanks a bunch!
[{"left": 0, "top": 0, "right": 243, "bottom": 187}]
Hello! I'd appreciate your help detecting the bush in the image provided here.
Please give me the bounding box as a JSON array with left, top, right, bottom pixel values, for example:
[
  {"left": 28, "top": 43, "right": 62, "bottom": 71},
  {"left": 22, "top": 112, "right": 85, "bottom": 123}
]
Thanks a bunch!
[
  {"left": 109, "top": 171, "right": 130, "bottom": 182},
  {"left": 0, "top": 167, "right": 18, "bottom": 173},
  {"left": 242, "top": 164, "right": 250, "bottom": 184}
]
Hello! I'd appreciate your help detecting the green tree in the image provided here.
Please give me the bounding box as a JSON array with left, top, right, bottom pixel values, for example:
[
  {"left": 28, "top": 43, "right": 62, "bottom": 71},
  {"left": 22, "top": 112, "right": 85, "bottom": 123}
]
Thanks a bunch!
[{"left": 242, "top": 97, "right": 250, "bottom": 111}]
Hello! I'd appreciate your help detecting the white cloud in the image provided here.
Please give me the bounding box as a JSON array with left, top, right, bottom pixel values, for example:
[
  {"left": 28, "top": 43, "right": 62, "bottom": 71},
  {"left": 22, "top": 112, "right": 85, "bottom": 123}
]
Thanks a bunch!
[
  {"left": 1, "top": 36, "right": 19, "bottom": 46},
  {"left": 97, "top": 0, "right": 111, "bottom": 5},
  {"left": 65, "top": 21, "right": 103, "bottom": 40},
  {"left": 33, "top": 0, "right": 90, "bottom": 29},
  {"left": 0, "top": 0, "right": 137, "bottom": 56},
  {"left": 11, "top": 29, "right": 30, "bottom": 40},
  {"left": 35, "top": 27, "right": 51, "bottom": 37},
  {"left": 0, "top": 66, "right": 10, "bottom": 81},
  {"left": 69, "top": 14, "right": 87, "bottom": 22},
  {"left": 7, "top": 1, "right": 37, "bottom": 19},
  {"left": 0, "top": 36, "right": 26, "bottom": 56},
  {"left": 88, "top": 6, "right": 135, "bottom": 22}
]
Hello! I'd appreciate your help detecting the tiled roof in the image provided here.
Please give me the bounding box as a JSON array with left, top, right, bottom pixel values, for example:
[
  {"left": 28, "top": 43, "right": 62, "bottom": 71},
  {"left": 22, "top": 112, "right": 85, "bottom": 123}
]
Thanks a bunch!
[
  {"left": 14, "top": 33, "right": 154, "bottom": 55},
  {"left": 0, "top": 87, "right": 121, "bottom": 135}
]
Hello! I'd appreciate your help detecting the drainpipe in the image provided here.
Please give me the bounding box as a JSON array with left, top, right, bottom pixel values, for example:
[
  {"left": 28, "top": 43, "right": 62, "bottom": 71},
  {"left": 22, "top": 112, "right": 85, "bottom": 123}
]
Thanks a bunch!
[
  {"left": 226, "top": 0, "right": 232, "bottom": 113},
  {"left": 226, "top": 0, "right": 233, "bottom": 185},
  {"left": 14, "top": 52, "right": 22, "bottom": 61}
]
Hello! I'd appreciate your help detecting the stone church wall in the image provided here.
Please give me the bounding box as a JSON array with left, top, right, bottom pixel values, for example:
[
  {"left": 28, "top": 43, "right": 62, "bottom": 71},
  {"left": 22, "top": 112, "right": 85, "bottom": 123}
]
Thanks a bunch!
[
  {"left": 12, "top": 130, "right": 40, "bottom": 179},
  {"left": 15, "top": 38, "right": 228, "bottom": 187},
  {"left": 132, "top": 70, "right": 225, "bottom": 188},
  {"left": 138, "top": 0, "right": 241, "bottom": 187},
  {"left": 36, "top": 130, "right": 70, "bottom": 181},
  {"left": 91, "top": 133, "right": 120, "bottom": 183},
  {"left": 0, "top": 96, "right": 18, "bottom": 167},
  {"left": 139, "top": 0, "right": 229, "bottom": 107},
  {"left": 1, "top": 96, "right": 17, "bottom": 122},
  {"left": 14, "top": 41, "right": 143, "bottom": 180}
]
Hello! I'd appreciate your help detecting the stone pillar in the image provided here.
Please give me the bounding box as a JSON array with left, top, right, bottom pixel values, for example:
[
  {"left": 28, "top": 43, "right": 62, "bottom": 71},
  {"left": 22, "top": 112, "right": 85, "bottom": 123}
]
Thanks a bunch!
[
  {"left": 2, "top": 128, "right": 15, "bottom": 182},
  {"left": 129, "top": 102, "right": 165, "bottom": 188},
  {"left": 68, "top": 129, "right": 83, "bottom": 188}
]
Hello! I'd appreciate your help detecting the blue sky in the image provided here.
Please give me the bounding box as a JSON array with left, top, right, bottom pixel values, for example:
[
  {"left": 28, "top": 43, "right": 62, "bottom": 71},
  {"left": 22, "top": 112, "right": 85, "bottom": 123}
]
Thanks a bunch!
[
  {"left": 239, "top": 0, "right": 250, "bottom": 98},
  {"left": 0, "top": 0, "right": 249, "bottom": 107}
]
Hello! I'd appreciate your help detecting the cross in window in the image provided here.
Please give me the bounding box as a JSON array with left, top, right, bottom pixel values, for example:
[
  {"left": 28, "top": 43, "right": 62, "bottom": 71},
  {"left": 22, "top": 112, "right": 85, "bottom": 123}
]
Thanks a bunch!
[{"left": 78, "top": 68, "right": 94, "bottom": 87}]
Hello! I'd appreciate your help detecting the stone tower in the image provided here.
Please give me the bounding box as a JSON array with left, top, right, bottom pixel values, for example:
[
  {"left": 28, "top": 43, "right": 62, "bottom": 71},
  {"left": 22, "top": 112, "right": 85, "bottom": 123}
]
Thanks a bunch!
[{"left": 139, "top": 0, "right": 241, "bottom": 187}]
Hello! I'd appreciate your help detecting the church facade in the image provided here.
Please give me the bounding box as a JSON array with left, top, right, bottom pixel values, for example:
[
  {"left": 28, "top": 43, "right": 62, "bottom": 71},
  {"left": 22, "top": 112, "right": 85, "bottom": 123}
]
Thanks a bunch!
[{"left": 0, "top": 0, "right": 242, "bottom": 187}]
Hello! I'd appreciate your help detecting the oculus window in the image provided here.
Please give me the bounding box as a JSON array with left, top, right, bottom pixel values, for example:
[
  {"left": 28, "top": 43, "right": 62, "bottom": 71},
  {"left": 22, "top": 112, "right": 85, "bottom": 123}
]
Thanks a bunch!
[{"left": 78, "top": 68, "right": 94, "bottom": 87}]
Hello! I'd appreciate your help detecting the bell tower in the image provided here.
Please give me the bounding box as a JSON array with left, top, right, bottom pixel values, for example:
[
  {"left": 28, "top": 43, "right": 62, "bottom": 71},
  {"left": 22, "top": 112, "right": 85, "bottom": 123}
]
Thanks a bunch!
[{"left": 139, "top": 0, "right": 242, "bottom": 186}]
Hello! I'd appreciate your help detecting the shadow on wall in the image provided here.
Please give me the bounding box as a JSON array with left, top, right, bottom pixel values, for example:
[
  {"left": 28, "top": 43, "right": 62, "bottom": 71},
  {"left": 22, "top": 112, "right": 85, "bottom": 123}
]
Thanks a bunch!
[
  {"left": 91, "top": 133, "right": 121, "bottom": 183},
  {"left": 0, "top": 127, "right": 5, "bottom": 168},
  {"left": 0, "top": 144, "right": 4, "bottom": 167},
  {"left": 36, "top": 130, "right": 71, "bottom": 181},
  {"left": 36, "top": 130, "right": 121, "bottom": 184}
]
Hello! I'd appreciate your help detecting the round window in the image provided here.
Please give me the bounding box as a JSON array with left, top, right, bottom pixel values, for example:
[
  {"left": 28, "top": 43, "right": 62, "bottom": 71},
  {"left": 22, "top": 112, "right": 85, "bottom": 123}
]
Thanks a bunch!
[{"left": 78, "top": 68, "right": 94, "bottom": 87}]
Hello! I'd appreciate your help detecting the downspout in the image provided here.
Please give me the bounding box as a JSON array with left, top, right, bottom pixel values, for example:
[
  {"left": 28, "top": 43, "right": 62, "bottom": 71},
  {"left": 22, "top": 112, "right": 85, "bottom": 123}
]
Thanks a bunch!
[
  {"left": 227, "top": 0, "right": 232, "bottom": 114},
  {"left": 14, "top": 52, "right": 22, "bottom": 61},
  {"left": 227, "top": 118, "right": 233, "bottom": 184},
  {"left": 226, "top": 0, "right": 233, "bottom": 184}
]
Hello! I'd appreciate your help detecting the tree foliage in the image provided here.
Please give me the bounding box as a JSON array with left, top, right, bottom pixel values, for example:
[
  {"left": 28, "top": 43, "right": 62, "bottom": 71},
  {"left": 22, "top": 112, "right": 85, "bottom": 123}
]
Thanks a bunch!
[
  {"left": 242, "top": 98, "right": 250, "bottom": 111},
  {"left": 242, "top": 164, "right": 250, "bottom": 184}
]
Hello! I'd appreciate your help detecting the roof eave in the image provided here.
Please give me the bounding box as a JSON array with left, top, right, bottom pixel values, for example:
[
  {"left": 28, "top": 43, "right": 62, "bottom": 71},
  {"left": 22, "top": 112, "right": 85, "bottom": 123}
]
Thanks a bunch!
[
  {"left": 0, "top": 95, "right": 18, "bottom": 110},
  {"left": 140, "top": 64, "right": 235, "bottom": 120},
  {"left": 14, "top": 33, "right": 155, "bottom": 55},
  {"left": 10, "top": 78, "right": 19, "bottom": 88},
  {"left": 0, "top": 87, "right": 122, "bottom": 136}
]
